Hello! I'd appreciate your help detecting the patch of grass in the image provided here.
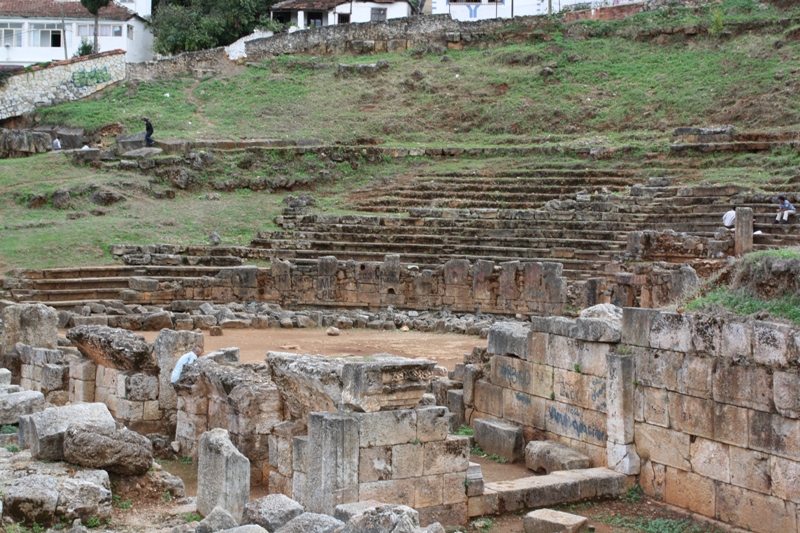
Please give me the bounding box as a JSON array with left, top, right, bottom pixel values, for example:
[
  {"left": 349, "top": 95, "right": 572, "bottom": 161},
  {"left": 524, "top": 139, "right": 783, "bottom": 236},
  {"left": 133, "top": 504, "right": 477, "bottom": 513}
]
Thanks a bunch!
[
  {"left": 0, "top": 424, "right": 18, "bottom": 434},
  {"left": 182, "top": 512, "right": 203, "bottom": 522},
  {"left": 471, "top": 517, "right": 494, "bottom": 533},
  {"left": 453, "top": 425, "right": 474, "bottom": 436},
  {"left": 5, "top": 444, "right": 20, "bottom": 453},
  {"left": 178, "top": 454, "right": 193, "bottom": 465},
  {"left": 83, "top": 516, "right": 101, "bottom": 528},
  {"left": 686, "top": 287, "right": 800, "bottom": 324},
  {"left": 161, "top": 490, "right": 173, "bottom": 503},
  {"left": 470, "top": 444, "right": 509, "bottom": 464},
  {"left": 598, "top": 515, "right": 724, "bottom": 533},
  {"left": 622, "top": 484, "right": 645, "bottom": 504}
]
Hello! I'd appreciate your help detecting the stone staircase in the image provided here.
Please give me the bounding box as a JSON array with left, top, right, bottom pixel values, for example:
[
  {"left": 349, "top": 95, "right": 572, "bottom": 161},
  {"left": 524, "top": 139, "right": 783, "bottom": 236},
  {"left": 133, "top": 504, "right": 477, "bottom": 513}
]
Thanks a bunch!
[{"left": 6, "top": 156, "right": 800, "bottom": 308}]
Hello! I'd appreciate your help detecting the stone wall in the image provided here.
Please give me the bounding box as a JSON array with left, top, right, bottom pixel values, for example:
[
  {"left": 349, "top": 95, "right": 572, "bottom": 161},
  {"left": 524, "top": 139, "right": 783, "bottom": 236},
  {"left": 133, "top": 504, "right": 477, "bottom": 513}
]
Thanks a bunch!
[
  {"left": 0, "top": 50, "right": 126, "bottom": 121},
  {"left": 126, "top": 47, "right": 232, "bottom": 81},
  {"left": 244, "top": 15, "right": 550, "bottom": 59},
  {"left": 624, "top": 308, "right": 800, "bottom": 533},
  {"left": 118, "top": 256, "right": 568, "bottom": 316},
  {"left": 478, "top": 309, "right": 800, "bottom": 533}
]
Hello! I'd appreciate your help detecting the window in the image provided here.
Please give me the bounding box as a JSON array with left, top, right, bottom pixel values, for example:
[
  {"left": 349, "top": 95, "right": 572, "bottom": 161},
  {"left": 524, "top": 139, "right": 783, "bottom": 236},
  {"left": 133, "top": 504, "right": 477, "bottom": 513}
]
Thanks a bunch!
[
  {"left": 30, "top": 23, "right": 62, "bottom": 47},
  {"left": 337, "top": 13, "right": 350, "bottom": 24},
  {"left": 0, "top": 23, "right": 23, "bottom": 47},
  {"left": 307, "top": 12, "right": 323, "bottom": 27},
  {"left": 112, "top": 25, "right": 122, "bottom": 37},
  {"left": 370, "top": 8, "right": 387, "bottom": 21},
  {"left": 77, "top": 24, "right": 90, "bottom": 37},
  {"left": 99, "top": 24, "right": 111, "bottom": 36},
  {"left": 127, "top": 24, "right": 134, "bottom": 40}
]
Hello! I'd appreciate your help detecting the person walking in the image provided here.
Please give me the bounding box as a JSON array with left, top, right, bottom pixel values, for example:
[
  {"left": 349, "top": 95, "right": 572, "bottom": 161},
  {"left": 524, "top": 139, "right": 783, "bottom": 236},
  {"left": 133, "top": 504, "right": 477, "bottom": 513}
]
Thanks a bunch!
[
  {"left": 143, "top": 117, "right": 155, "bottom": 147},
  {"left": 774, "top": 195, "right": 796, "bottom": 225}
]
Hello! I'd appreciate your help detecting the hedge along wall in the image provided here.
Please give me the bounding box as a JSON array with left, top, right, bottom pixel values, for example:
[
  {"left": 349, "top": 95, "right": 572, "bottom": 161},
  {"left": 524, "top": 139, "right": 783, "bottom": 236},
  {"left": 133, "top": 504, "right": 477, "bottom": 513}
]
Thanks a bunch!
[
  {"left": 481, "top": 308, "right": 800, "bottom": 533},
  {"left": 0, "top": 50, "right": 125, "bottom": 120}
]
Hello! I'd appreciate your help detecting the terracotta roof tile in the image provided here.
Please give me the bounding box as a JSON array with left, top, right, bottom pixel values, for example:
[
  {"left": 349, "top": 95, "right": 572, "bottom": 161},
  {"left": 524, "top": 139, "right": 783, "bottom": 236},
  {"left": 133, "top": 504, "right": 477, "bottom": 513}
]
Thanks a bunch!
[{"left": 0, "top": 0, "right": 136, "bottom": 21}]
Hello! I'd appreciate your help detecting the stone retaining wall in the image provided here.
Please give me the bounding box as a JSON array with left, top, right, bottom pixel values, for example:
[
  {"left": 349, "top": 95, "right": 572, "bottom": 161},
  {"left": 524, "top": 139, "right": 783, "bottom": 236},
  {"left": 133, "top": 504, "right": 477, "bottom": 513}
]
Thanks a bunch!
[
  {"left": 0, "top": 51, "right": 125, "bottom": 121},
  {"left": 480, "top": 309, "right": 800, "bottom": 533},
  {"left": 118, "top": 255, "right": 568, "bottom": 316}
]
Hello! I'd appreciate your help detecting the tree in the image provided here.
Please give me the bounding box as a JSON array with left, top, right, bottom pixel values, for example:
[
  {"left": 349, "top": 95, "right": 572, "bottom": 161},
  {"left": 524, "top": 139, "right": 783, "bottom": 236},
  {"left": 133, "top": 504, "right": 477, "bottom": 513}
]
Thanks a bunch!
[
  {"left": 151, "top": 0, "right": 273, "bottom": 55},
  {"left": 80, "top": 0, "right": 111, "bottom": 53}
]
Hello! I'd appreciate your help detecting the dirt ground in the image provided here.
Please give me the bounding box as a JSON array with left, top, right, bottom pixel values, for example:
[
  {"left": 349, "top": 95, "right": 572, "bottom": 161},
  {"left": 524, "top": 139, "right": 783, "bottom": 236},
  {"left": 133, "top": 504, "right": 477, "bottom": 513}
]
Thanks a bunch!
[{"left": 140, "top": 328, "right": 479, "bottom": 371}]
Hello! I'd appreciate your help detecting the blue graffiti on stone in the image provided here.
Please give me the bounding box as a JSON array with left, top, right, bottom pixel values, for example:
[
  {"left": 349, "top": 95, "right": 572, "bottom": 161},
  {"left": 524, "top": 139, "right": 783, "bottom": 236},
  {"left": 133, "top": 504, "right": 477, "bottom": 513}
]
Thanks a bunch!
[
  {"left": 498, "top": 362, "right": 531, "bottom": 387},
  {"left": 547, "top": 405, "right": 606, "bottom": 442},
  {"left": 514, "top": 391, "right": 532, "bottom": 405},
  {"left": 72, "top": 67, "right": 112, "bottom": 88}
]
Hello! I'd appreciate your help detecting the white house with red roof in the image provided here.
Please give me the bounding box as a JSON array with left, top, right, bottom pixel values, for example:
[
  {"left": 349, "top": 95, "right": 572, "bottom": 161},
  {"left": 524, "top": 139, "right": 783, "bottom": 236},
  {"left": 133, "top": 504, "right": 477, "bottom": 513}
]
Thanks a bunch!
[
  {"left": 270, "top": 0, "right": 412, "bottom": 30},
  {"left": 0, "top": 0, "right": 153, "bottom": 66}
]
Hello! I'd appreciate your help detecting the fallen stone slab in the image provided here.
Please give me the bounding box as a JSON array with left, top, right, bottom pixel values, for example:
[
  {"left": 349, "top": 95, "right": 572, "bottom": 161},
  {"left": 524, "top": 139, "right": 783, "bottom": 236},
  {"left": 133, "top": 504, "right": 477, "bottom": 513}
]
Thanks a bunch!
[
  {"left": 471, "top": 469, "right": 627, "bottom": 516},
  {"left": 0, "top": 390, "right": 45, "bottom": 425},
  {"left": 63, "top": 423, "right": 154, "bottom": 475},
  {"left": 197, "top": 505, "right": 238, "bottom": 533},
  {"left": 523, "top": 509, "right": 588, "bottom": 533},
  {"left": 220, "top": 526, "right": 269, "bottom": 533},
  {"left": 524, "top": 441, "right": 592, "bottom": 474},
  {"left": 243, "top": 494, "right": 305, "bottom": 531},
  {"left": 275, "top": 512, "right": 344, "bottom": 533},
  {"left": 4, "top": 474, "right": 60, "bottom": 526},
  {"left": 198, "top": 428, "right": 250, "bottom": 522},
  {"left": 22, "top": 402, "right": 115, "bottom": 460},
  {"left": 66, "top": 325, "right": 156, "bottom": 374},
  {"left": 333, "top": 501, "right": 382, "bottom": 523},
  {"left": 474, "top": 417, "right": 524, "bottom": 463}
]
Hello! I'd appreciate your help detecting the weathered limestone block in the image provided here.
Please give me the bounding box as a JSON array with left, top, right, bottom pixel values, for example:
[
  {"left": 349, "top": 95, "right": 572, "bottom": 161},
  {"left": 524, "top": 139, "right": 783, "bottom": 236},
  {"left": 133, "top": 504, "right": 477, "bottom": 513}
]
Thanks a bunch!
[
  {"left": 621, "top": 308, "right": 659, "bottom": 347},
  {"left": 634, "top": 423, "right": 690, "bottom": 471},
  {"left": 713, "top": 360, "right": 773, "bottom": 412},
  {"left": 55, "top": 477, "right": 113, "bottom": 522},
  {"left": 649, "top": 312, "right": 693, "bottom": 353},
  {"left": 336, "top": 504, "right": 421, "bottom": 533},
  {"left": 63, "top": 423, "right": 154, "bottom": 475},
  {"left": 668, "top": 466, "right": 717, "bottom": 515},
  {"left": 304, "top": 412, "right": 359, "bottom": 515},
  {"left": 266, "top": 352, "right": 347, "bottom": 419},
  {"left": 487, "top": 322, "right": 531, "bottom": 359},
  {"left": 716, "top": 483, "right": 797, "bottom": 533},
  {"left": 24, "top": 402, "right": 115, "bottom": 460},
  {"left": 423, "top": 436, "right": 470, "bottom": 475},
  {"left": 474, "top": 418, "right": 524, "bottom": 463},
  {"left": 66, "top": 326, "right": 156, "bottom": 373},
  {"left": 197, "top": 428, "right": 250, "bottom": 522},
  {"left": 524, "top": 441, "right": 591, "bottom": 474},
  {"left": 356, "top": 409, "right": 417, "bottom": 447},
  {"left": 4, "top": 474, "right": 60, "bottom": 526},
  {"left": 753, "top": 321, "right": 790, "bottom": 366},
  {"left": 154, "top": 329, "right": 204, "bottom": 412},
  {"left": 333, "top": 501, "right": 383, "bottom": 522},
  {"left": 2, "top": 303, "right": 58, "bottom": 354},
  {"left": 523, "top": 509, "right": 588, "bottom": 533},
  {"left": 41, "top": 364, "right": 69, "bottom": 392},
  {"left": 774, "top": 371, "right": 800, "bottom": 419},
  {"left": 276, "top": 512, "right": 344, "bottom": 533},
  {"left": 0, "top": 390, "right": 45, "bottom": 424},
  {"left": 606, "top": 353, "right": 634, "bottom": 446},
  {"left": 341, "top": 355, "right": 436, "bottom": 412}
]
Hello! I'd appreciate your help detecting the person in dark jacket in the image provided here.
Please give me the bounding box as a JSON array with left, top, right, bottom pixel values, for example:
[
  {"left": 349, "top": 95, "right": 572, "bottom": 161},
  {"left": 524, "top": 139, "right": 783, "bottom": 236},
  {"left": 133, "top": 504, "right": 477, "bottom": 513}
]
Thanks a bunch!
[{"left": 143, "top": 117, "right": 154, "bottom": 147}]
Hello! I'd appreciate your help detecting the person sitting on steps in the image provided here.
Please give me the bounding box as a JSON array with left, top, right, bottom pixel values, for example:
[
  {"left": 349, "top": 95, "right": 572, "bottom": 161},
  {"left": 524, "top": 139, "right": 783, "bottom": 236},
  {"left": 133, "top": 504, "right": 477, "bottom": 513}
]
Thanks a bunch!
[
  {"left": 722, "top": 207, "right": 736, "bottom": 229},
  {"left": 774, "top": 195, "right": 796, "bottom": 225}
]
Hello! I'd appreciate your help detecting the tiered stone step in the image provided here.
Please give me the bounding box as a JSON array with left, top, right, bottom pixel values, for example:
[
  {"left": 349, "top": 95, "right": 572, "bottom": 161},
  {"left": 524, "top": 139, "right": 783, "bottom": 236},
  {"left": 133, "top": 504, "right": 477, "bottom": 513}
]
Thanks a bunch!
[{"left": 4, "top": 265, "right": 234, "bottom": 308}]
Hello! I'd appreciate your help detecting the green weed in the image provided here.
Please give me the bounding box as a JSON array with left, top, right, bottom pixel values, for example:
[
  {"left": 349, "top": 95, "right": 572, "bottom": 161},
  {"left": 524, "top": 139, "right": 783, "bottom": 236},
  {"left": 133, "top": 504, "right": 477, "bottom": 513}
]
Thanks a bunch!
[
  {"left": 470, "top": 444, "right": 509, "bottom": 464},
  {"left": 471, "top": 517, "right": 494, "bottom": 533},
  {"left": 5, "top": 444, "right": 20, "bottom": 453},
  {"left": 0, "top": 425, "right": 18, "bottom": 434},
  {"left": 598, "top": 514, "right": 725, "bottom": 533},
  {"left": 454, "top": 425, "right": 474, "bottom": 436},
  {"left": 84, "top": 517, "right": 101, "bottom": 528},
  {"left": 182, "top": 512, "right": 203, "bottom": 522},
  {"left": 178, "top": 455, "right": 193, "bottom": 465},
  {"left": 162, "top": 491, "right": 173, "bottom": 503},
  {"left": 686, "top": 287, "right": 800, "bottom": 324},
  {"left": 622, "top": 484, "right": 645, "bottom": 504}
]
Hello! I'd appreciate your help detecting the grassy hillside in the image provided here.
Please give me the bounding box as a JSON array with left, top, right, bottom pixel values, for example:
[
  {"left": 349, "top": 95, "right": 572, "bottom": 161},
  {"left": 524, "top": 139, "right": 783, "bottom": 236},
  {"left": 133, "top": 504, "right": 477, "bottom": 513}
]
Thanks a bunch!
[
  {"left": 35, "top": 1, "right": 800, "bottom": 145},
  {"left": 3, "top": 0, "right": 800, "bottom": 273}
]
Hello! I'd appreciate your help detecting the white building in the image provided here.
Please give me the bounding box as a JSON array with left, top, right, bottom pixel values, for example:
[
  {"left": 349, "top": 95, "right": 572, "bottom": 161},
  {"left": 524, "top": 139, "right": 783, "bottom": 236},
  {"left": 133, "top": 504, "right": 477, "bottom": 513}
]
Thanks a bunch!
[
  {"left": 0, "top": 0, "right": 154, "bottom": 66},
  {"left": 271, "top": 0, "right": 412, "bottom": 30},
  {"left": 430, "top": 0, "right": 642, "bottom": 21}
]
